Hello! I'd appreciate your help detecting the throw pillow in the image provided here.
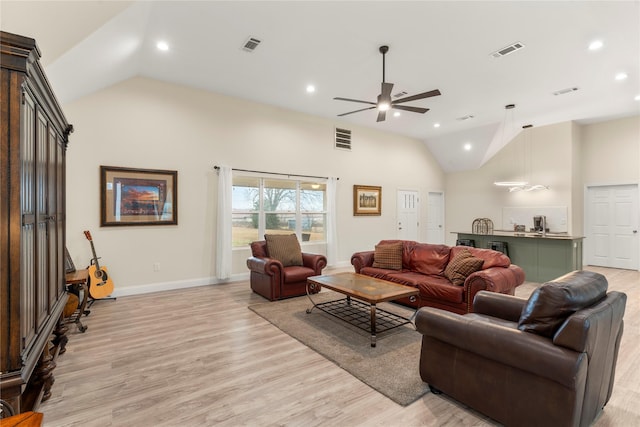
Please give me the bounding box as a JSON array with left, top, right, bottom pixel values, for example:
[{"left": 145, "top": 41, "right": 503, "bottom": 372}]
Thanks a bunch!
[
  {"left": 264, "top": 234, "right": 303, "bottom": 267},
  {"left": 444, "top": 249, "right": 484, "bottom": 286},
  {"left": 372, "top": 242, "right": 403, "bottom": 270}
]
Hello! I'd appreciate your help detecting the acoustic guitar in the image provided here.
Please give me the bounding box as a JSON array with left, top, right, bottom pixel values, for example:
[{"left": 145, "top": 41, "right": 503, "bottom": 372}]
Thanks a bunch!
[{"left": 83, "top": 230, "right": 114, "bottom": 299}]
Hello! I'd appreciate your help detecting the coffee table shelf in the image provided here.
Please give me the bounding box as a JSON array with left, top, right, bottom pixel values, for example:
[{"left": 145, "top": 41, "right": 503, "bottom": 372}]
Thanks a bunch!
[
  {"left": 306, "top": 272, "right": 419, "bottom": 347},
  {"left": 310, "top": 297, "right": 413, "bottom": 335}
]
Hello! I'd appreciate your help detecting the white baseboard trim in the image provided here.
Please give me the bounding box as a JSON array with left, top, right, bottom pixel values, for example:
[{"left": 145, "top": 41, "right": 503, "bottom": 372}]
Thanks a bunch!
[
  {"left": 107, "top": 263, "right": 352, "bottom": 298},
  {"left": 110, "top": 272, "right": 250, "bottom": 298}
]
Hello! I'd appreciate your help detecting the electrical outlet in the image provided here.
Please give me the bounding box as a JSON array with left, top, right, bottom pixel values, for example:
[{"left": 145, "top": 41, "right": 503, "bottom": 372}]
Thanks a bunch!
[{"left": 153, "top": 262, "right": 160, "bottom": 272}]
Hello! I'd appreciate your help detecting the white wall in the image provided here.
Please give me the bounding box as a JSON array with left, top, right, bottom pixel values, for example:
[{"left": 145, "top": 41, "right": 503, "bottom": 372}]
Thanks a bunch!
[
  {"left": 445, "top": 122, "right": 575, "bottom": 244},
  {"left": 445, "top": 115, "right": 640, "bottom": 246},
  {"left": 581, "top": 115, "right": 640, "bottom": 186},
  {"left": 64, "top": 76, "right": 444, "bottom": 295}
]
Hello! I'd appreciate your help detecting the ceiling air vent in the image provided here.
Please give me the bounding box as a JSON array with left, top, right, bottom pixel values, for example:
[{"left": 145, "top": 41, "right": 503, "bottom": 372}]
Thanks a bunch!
[
  {"left": 242, "top": 37, "right": 261, "bottom": 52},
  {"left": 393, "top": 91, "right": 408, "bottom": 98},
  {"left": 491, "top": 41, "right": 525, "bottom": 58},
  {"left": 335, "top": 127, "right": 352, "bottom": 151},
  {"left": 553, "top": 87, "right": 579, "bottom": 96},
  {"left": 456, "top": 114, "right": 475, "bottom": 121}
]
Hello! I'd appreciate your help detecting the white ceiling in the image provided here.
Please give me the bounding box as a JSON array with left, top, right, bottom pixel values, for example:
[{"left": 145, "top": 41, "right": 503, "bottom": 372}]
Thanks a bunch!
[{"left": 2, "top": 1, "right": 639, "bottom": 172}]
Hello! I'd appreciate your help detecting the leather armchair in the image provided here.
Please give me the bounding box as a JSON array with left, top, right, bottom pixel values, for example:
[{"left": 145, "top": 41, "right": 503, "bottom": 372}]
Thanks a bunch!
[
  {"left": 416, "top": 270, "right": 626, "bottom": 427},
  {"left": 247, "top": 240, "right": 327, "bottom": 301}
]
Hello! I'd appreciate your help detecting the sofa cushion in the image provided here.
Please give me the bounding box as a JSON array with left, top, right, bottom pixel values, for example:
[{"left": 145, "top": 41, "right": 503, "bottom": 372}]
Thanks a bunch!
[
  {"left": 372, "top": 242, "right": 403, "bottom": 270},
  {"left": 385, "top": 272, "right": 464, "bottom": 304},
  {"left": 444, "top": 249, "right": 484, "bottom": 285},
  {"left": 408, "top": 243, "right": 451, "bottom": 276},
  {"left": 282, "top": 265, "right": 315, "bottom": 283},
  {"left": 518, "top": 270, "right": 608, "bottom": 337},
  {"left": 265, "top": 234, "right": 303, "bottom": 267},
  {"left": 451, "top": 246, "right": 511, "bottom": 269},
  {"left": 360, "top": 266, "right": 398, "bottom": 281}
]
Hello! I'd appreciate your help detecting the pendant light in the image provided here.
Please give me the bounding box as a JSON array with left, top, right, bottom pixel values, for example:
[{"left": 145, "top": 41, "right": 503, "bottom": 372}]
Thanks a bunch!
[
  {"left": 509, "top": 124, "right": 549, "bottom": 192},
  {"left": 493, "top": 104, "right": 528, "bottom": 189}
]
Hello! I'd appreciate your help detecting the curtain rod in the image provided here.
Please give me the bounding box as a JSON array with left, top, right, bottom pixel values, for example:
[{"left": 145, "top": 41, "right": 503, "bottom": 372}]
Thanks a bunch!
[{"left": 213, "top": 165, "right": 338, "bottom": 180}]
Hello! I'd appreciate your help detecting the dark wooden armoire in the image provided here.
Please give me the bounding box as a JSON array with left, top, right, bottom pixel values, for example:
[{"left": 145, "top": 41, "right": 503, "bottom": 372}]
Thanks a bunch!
[{"left": 1, "top": 31, "right": 73, "bottom": 416}]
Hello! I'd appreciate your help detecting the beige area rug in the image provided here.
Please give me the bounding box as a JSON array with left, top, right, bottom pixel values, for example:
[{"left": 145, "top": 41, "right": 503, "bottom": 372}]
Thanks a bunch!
[{"left": 248, "top": 291, "right": 429, "bottom": 406}]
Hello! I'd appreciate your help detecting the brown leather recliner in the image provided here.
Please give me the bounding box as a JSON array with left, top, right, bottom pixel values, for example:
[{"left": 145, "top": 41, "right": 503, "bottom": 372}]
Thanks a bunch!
[
  {"left": 247, "top": 240, "right": 327, "bottom": 301},
  {"left": 416, "top": 270, "right": 626, "bottom": 427}
]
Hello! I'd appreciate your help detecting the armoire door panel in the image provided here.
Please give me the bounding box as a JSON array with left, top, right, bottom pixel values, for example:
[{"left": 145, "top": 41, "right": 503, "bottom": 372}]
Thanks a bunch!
[
  {"left": 2, "top": 30, "right": 72, "bottom": 415},
  {"left": 35, "top": 109, "right": 48, "bottom": 329},
  {"left": 20, "top": 90, "right": 36, "bottom": 351}
]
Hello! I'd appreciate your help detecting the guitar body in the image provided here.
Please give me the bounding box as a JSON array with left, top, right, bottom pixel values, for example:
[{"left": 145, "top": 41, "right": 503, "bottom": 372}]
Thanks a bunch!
[
  {"left": 84, "top": 230, "right": 115, "bottom": 299},
  {"left": 87, "top": 264, "right": 114, "bottom": 299}
]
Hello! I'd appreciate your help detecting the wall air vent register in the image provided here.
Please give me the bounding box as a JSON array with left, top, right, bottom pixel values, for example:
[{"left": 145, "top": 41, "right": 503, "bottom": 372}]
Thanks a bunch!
[{"left": 335, "top": 127, "right": 352, "bottom": 151}]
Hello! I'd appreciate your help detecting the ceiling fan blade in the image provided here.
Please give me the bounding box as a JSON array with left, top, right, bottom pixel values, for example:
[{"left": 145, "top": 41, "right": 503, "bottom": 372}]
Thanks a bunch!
[
  {"left": 337, "top": 106, "right": 376, "bottom": 117},
  {"left": 333, "top": 97, "right": 376, "bottom": 105},
  {"left": 392, "top": 105, "right": 430, "bottom": 114},
  {"left": 376, "top": 110, "right": 387, "bottom": 122},
  {"left": 380, "top": 82, "right": 394, "bottom": 100},
  {"left": 393, "top": 89, "right": 441, "bottom": 104}
]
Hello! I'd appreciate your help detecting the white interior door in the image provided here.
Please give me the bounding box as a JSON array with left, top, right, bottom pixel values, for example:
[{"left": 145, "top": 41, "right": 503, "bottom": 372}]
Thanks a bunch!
[
  {"left": 426, "top": 191, "right": 445, "bottom": 244},
  {"left": 586, "top": 184, "right": 639, "bottom": 269},
  {"left": 397, "top": 190, "right": 419, "bottom": 241}
]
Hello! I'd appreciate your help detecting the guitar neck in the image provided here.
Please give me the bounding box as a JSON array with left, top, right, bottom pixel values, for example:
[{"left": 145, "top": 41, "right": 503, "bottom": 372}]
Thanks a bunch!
[{"left": 89, "top": 240, "right": 101, "bottom": 270}]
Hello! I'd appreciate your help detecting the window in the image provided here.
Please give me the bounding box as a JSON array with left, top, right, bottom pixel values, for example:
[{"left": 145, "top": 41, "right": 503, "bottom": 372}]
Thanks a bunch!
[{"left": 232, "top": 175, "right": 326, "bottom": 247}]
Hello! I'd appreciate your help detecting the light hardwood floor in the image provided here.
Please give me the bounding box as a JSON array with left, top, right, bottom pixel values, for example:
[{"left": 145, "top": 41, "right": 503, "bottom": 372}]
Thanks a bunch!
[{"left": 39, "top": 266, "right": 640, "bottom": 426}]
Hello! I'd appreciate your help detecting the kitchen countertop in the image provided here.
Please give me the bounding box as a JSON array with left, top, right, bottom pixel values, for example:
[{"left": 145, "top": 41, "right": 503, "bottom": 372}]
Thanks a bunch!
[{"left": 454, "top": 230, "right": 584, "bottom": 240}]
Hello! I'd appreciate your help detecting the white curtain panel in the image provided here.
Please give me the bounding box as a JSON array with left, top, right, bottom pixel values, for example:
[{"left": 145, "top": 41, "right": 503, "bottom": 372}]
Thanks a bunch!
[
  {"left": 216, "top": 165, "right": 232, "bottom": 280},
  {"left": 326, "top": 177, "right": 339, "bottom": 266}
]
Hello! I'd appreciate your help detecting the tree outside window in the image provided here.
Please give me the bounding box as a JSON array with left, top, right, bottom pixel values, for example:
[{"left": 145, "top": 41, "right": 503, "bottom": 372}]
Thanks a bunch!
[{"left": 232, "top": 176, "right": 326, "bottom": 247}]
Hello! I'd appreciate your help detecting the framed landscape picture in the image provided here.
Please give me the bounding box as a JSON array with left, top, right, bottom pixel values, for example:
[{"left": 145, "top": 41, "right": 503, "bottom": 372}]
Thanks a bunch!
[
  {"left": 100, "top": 166, "right": 178, "bottom": 226},
  {"left": 353, "top": 185, "right": 382, "bottom": 216}
]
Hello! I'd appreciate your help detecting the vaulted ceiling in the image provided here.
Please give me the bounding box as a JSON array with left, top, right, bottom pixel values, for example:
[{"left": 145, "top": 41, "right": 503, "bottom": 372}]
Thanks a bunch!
[{"left": 2, "top": 1, "right": 638, "bottom": 172}]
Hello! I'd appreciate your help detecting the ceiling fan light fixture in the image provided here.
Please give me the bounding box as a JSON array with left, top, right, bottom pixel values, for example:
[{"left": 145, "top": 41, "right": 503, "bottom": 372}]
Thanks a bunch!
[
  {"left": 494, "top": 181, "right": 528, "bottom": 187},
  {"left": 333, "top": 45, "right": 441, "bottom": 122}
]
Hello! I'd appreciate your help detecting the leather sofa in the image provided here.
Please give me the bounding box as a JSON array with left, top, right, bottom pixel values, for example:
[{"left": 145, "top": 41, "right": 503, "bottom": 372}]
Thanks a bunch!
[
  {"left": 247, "top": 240, "right": 327, "bottom": 301},
  {"left": 351, "top": 240, "right": 525, "bottom": 314},
  {"left": 416, "top": 270, "right": 627, "bottom": 427}
]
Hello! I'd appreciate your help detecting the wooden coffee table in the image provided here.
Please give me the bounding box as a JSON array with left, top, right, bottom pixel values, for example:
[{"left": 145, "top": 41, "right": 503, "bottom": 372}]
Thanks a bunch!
[{"left": 306, "top": 272, "right": 419, "bottom": 347}]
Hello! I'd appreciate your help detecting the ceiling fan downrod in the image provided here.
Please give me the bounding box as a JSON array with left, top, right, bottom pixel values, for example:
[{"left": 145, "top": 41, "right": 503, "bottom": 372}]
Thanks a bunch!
[{"left": 380, "top": 45, "right": 389, "bottom": 83}]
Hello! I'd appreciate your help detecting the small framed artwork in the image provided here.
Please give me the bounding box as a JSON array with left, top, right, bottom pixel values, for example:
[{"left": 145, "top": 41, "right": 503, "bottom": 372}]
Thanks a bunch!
[
  {"left": 353, "top": 185, "right": 382, "bottom": 216},
  {"left": 100, "top": 166, "right": 178, "bottom": 226}
]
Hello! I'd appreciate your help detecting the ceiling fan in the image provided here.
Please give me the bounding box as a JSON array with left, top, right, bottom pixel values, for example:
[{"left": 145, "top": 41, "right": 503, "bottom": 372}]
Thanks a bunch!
[{"left": 334, "top": 45, "right": 441, "bottom": 122}]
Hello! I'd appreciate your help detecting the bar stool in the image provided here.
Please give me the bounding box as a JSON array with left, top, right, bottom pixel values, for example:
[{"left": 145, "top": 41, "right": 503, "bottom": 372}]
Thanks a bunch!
[
  {"left": 487, "top": 241, "right": 509, "bottom": 256},
  {"left": 456, "top": 239, "right": 476, "bottom": 247}
]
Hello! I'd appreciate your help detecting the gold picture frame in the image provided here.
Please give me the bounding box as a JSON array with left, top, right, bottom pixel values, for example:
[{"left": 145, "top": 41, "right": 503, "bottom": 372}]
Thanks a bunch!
[
  {"left": 353, "top": 185, "right": 382, "bottom": 216},
  {"left": 100, "top": 166, "right": 178, "bottom": 226}
]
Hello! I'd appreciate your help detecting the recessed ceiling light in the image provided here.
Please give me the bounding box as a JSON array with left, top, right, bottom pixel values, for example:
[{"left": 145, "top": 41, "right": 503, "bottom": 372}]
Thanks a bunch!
[
  {"left": 615, "top": 72, "right": 628, "bottom": 81},
  {"left": 463, "top": 143, "right": 472, "bottom": 151},
  {"left": 306, "top": 84, "right": 316, "bottom": 93},
  {"left": 588, "top": 40, "right": 603, "bottom": 51},
  {"left": 635, "top": 94, "right": 640, "bottom": 101},
  {"left": 393, "top": 111, "right": 400, "bottom": 117},
  {"left": 156, "top": 41, "right": 169, "bottom": 51},
  {"left": 433, "top": 123, "right": 440, "bottom": 128}
]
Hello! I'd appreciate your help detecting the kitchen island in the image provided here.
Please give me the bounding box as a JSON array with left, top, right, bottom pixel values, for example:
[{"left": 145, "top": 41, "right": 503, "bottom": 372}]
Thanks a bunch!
[{"left": 454, "top": 231, "right": 584, "bottom": 283}]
